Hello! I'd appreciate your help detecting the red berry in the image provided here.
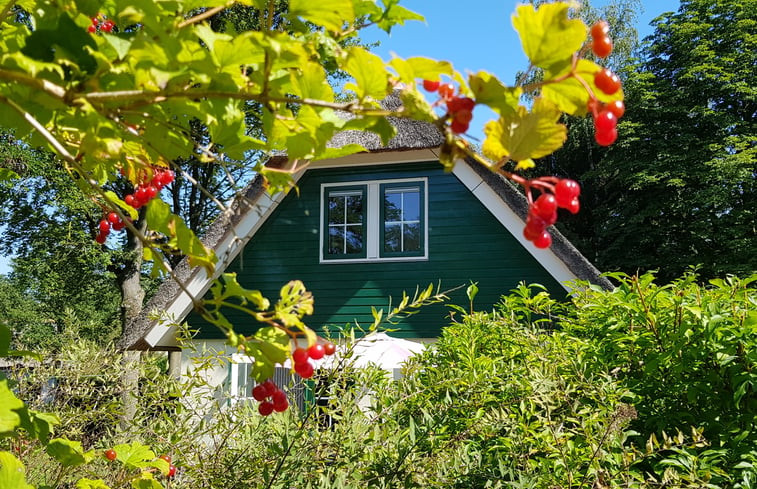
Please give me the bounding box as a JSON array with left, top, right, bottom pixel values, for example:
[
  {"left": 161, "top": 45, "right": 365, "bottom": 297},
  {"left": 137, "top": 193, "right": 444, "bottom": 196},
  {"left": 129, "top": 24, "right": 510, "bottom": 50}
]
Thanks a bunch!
[
  {"left": 294, "top": 361, "right": 314, "bottom": 379},
  {"left": 258, "top": 402, "right": 274, "bottom": 416},
  {"left": 135, "top": 186, "right": 148, "bottom": 202},
  {"left": 323, "top": 342, "right": 336, "bottom": 356},
  {"left": 167, "top": 464, "right": 177, "bottom": 477},
  {"left": 124, "top": 194, "right": 136, "bottom": 207},
  {"left": 524, "top": 214, "right": 548, "bottom": 241},
  {"left": 95, "top": 233, "right": 107, "bottom": 244},
  {"left": 595, "top": 127, "right": 618, "bottom": 146},
  {"left": 145, "top": 185, "right": 158, "bottom": 200},
  {"left": 87, "top": 24, "right": 97, "bottom": 33},
  {"left": 271, "top": 391, "right": 288, "bottom": 412},
  {"left": 447, "top": 96, "right": 475, "bottom": 113},
  {"left": 422, "top": 79, "right": 440, "bottom": 92},
  {"left": 595, "top": 69, "right": 621, "bottom": 95},
  {"left": 308, "top": 344, "right": 325, "bottom": 360},
  {"left": 533, "top": 231, "right": 552, "bottom": 249},
  {"left": 99, "top": 219, "right": 111, "bottom": 233},
  {"left": 450, "top": 119, "right": 469, "bottom": 134},
  {"left": 437, "top": 83, "right": 455, "bottom": 100},
  {"left": 112, "top": 220, "right": 125, "bottom": 231},
  {"left": 159, "top": 454, "right": 171, "bottom": 463},
  {"left": 107, "top": 212, "right": 120, "bottom": 224},
  {"left": 594, "top": 110, "right": 617, "bottom": 133},
  {"left": 590, "top": 20, "right": 610, "bottom": 39},
  {"left": 453, "top": 109, "right": 473, "bottom": 125},
  {"left": 592, "top": 36, "right": 613, "bottom": 58},
  {"left": 555, "top": 179, "right": 581, "bottom": 208},
  {"left": 532, "top": 194, "right": 558, "bottom": 220},
  {"left": 104, "top": 449, "right": 117, "bottom": 461},
  {"left": 252, "top": 384, "right": 268, "bottom": 401},
  {"left": 566, "top": 197, "right": 581, "bottom": 214},
  {"left": 292, "top": 347, "right": 309, "bottom": 365},
  {"left": 159, "top": 170, "right": 175, "bottom": 186},
  {"left": 91, "top": 17, "right": 99, "bottom": 25},
  {"left": 606, "top": 99, "right": 625, "bottom": 119},
  {"left": 261, "top": 380, "right": 277, "bottom": 397},
  {"left": 102, "top": 20, "right": 114, "bottom": 33}
]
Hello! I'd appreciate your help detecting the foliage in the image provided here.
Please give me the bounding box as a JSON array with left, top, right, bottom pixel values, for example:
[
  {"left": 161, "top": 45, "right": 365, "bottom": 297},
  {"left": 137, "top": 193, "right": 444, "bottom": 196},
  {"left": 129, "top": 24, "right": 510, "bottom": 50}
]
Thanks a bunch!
[
  {"left": 551, "top": 0, "right": 757, "bottom": 281},
  {"left": 565, "top": 272, "right": 757, "bottom": 487}
]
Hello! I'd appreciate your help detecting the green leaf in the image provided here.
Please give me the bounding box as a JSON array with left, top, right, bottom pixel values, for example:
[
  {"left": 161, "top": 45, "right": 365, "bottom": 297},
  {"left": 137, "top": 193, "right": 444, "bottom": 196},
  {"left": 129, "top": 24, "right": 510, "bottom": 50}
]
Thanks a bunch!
[
  {"left": 0, "top": 380, "right": 24, "bottom": 434},
  {"left": 289, "top": 0, "right": 355, "bottom": 32},
  {"left": 512, "top": 2, "right": 586, "bottom": 69},
  {"left": 292, "top": 63, "right": 333, "bottom": 101},
  {"left": 129, "top": 472, "right": 163, "bottom": 489},
  {"left": 16, "top": 409, "right": 59, "bottom": 443},
  {"left": 376, "top": 0, "right": 424, "bottom": 33},
  {"left": 482, "top": 97, "right": 566, "bottom": 163},
  {"left": 0, "top": 451, "right": 34, "bottom": 489},
  {"left": 76, "top": 479, "right": 111, "bottom": 489},
  {"left": 0, "top": 168, "right": 19, "bottom": 181},
  {"left": 111, "top": 442, "right": 156, "bottom": 470},
  {"left": 254, "top": 327, "right": 290, "bottom": 366},
  {"left": 343, "top": 47, "right": 389, "bottom": 100},
  {"left": 102, "top": 33, "right": 132, "bottom": 61},
  {"left": 468, "top": 71, "right": 521, "bottom": 118},
  {"left": 144, "top": 199, "right": 217, "bottom": 275},
  {"left": 46, "top": 438, "right": 95, "bottom": 467},
  {"left": 389, "top": 57, "right": 452, "bottom": 85}
]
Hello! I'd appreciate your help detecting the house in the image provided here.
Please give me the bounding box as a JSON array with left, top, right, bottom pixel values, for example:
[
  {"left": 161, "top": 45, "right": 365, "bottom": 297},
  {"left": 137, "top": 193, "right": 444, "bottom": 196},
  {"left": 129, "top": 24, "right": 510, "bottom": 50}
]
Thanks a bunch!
[{"left": 120, "top": 94, "right": 611, "bottom": 399}]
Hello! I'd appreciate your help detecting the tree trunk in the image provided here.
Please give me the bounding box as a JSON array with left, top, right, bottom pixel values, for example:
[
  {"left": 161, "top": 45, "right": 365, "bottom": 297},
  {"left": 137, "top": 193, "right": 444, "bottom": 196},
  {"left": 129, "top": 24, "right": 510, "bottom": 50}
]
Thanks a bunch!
[{"left": 116, "top": 219, "right": 147, "bottom": 433}]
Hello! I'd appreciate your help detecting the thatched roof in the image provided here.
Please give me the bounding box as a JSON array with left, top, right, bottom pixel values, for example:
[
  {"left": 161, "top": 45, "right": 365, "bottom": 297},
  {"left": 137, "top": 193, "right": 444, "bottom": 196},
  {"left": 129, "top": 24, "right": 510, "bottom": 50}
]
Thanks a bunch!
[{"left": 119, "top": 92, "right": 611, "bottom": 351}]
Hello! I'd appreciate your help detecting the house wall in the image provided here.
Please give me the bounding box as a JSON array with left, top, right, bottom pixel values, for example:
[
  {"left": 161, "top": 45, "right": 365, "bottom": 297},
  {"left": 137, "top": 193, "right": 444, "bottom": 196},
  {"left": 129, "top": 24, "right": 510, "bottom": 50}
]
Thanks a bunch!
[{"left": 189, "top": 161, "right": 566, "bottom": 339}]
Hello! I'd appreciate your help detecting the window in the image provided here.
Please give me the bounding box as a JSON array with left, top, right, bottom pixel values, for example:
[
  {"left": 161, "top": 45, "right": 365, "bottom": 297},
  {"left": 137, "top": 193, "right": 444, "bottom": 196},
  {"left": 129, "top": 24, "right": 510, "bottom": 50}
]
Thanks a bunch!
[{"left": 321, "top": 179, "right": 427, "bottom": 262}]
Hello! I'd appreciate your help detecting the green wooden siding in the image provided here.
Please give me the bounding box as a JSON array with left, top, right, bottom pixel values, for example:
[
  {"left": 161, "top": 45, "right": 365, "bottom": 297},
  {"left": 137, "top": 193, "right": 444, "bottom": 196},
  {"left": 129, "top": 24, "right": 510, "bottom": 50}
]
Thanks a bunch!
[{"left": 191, "top": 162, "right": 567, "bottom": 339}]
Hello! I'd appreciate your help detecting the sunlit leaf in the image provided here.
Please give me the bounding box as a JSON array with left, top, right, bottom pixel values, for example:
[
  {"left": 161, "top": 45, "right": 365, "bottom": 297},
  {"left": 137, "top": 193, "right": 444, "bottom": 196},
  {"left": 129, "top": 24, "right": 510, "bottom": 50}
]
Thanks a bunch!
[{"left": 512, "top": 2, "right": 586, "bottom": 69}]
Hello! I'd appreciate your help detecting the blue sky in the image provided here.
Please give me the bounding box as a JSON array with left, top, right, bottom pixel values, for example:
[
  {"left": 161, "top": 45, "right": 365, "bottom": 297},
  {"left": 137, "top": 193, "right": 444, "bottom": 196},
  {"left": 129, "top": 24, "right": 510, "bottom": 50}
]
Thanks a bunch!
[{"left": 0, "top": 0, "right": 680, "bottom": 276}]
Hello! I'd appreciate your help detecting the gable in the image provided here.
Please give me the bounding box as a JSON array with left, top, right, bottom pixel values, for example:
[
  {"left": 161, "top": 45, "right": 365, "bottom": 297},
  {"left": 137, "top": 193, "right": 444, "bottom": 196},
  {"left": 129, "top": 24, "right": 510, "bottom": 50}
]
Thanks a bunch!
[{"left": 188, "top": 160, "right": 568, "bottom": 340}]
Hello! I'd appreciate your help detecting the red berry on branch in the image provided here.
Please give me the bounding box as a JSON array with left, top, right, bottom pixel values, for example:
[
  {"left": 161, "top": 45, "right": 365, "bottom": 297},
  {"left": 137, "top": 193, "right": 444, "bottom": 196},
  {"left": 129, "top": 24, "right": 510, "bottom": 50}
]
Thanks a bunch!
[
  {"left": 95, "top": 233, "right": 107, "bottom": 244},
  {"left": 590, "top": 20, "right": 610, "bottom": 39},
  {"left": 533, "top": 231, "right": 552, "bottom": 249},
  {"left": 167, "top": 464, "right": 177, "bottom": 478},
  {"left": 437, "top": 83, "right": 455, "bottom": 101},
  {"left": 447, "top": 96, "right": 475, "bottom": 113},
  {"left": 454, "top": 109, "right": 473, "bottom": 125},
  {"left": 135, "top": 186, "right": 148, "bottom": 202},
  {"left": 554, "top": 179, "right": 581, "bottom": 208},
  {"left": 99, "top": 220, "right": 111, "bottom": 233},
  {"left": 102, "top": 20, "right": 115, "bottom": 33},
  {"left": 292, "top": 347, "right": 309, "bottom": 365},
  {"left": 258, "top": 402, "right": 274, "bottom": 416},
  {"left": 422, "top": 79, "right": 440, "bottom": 92},
  {"left": 595, "top": 69, "right": 621, "bottom": 95},
  {"left": 566, "top": 197, "right": 581, "bottom": 214},
  {"left": 594, "top": 127, "right": 618, "bottom": 146},
  {"left": 261, "top": 380, "right": 276, "bottom": 397},
  {"left": 295, "top": 360, "right": 314, "bottom": 379},
  {"left": 145, "top": 185, "right": 158, "bottom": 200},
  {"left": 450, "top": 119, "right": 469, "bottom": 134},
  {"left": 160, "top": 170, "right": 175, "bottom": 186},
  {"left": 271, "top": 391, "right": 288, "bottom": 412},
  {"left": 606, "top": 99, "right": 625, "bottom": 119},
  {"left": 107, "top": 212, "right": 120, "bottom": 224},
  {"left": 124, "top": 194, "right": 136, "bottom": 207},
  {"left": 87, "top": 24, "right": 97, "bottom": 33},
  {"left": 252, "top": 384, "right": 268, "bottom": 402},
  {"left": 104, "top": 449, "right": 117, "bottom": 461},
  {"left": 112, "top": 220, "right": 125, "bottom": 231},
  {"left": 308, "top": 344, "right": 325, "bottom": 360},
  {"left": 532, "top": 194, "right": 558, "bottom": 220},
  {"left": 594, "top": 110, "right": 617, "bottom": 133},
  {"left": 324, "top": 342, "right": 336, "bottom": 356},
  {"left": 592, "top": 35, "right": 613, "bottom": 58},
  {"left": 159, "top": 454, "right": 171, "bottom": 464}
]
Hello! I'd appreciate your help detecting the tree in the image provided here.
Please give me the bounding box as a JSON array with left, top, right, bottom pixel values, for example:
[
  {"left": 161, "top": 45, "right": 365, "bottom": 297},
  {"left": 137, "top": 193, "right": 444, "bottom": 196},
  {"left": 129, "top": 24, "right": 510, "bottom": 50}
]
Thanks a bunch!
[{"left": 552, "top": 0, "right": 756, "bottom": 281}]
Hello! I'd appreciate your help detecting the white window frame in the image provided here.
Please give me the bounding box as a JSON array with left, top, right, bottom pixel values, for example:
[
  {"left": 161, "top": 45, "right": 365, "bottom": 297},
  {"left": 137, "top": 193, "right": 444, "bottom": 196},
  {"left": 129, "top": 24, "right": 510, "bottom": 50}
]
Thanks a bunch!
[{"left": 319, "top": 178, "right": 429, "bottom": 263}]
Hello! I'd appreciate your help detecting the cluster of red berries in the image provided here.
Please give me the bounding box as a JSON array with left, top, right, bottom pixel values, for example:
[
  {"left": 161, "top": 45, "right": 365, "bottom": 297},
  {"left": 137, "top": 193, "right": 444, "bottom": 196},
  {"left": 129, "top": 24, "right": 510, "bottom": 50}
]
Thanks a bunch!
[
  {"left": 251, "top": 379, "right": 289, "bottom": 416},
  {"left": 103, "top": 450, "right": 176, "bottom": 478},
  {"left": 123, "top": 168, "right": 175, "bottom": 210},
  {"left": 421, "top": 80, "right": 476, "bottom": 134},
  {"left": 88, "top": 15, "right": 115, "bottom": 33},
  {"left": 523, "top": 179, "right": 581, "bottom": 249},
  {"left": 292, "top": 342, "right": 336, "bottom": 379},
  {"left": 95, "top": 211, "right": 128, "bottom": 244},
  {"left": 587, "top": 21, "right": 624, "bottom": 147}
]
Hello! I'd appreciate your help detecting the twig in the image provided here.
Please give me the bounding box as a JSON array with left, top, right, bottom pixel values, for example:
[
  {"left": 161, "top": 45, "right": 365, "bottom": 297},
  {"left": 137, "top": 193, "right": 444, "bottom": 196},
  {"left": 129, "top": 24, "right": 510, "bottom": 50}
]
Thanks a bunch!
[{"left": 177, "top": 2, "right": 234, "bottom": 29}]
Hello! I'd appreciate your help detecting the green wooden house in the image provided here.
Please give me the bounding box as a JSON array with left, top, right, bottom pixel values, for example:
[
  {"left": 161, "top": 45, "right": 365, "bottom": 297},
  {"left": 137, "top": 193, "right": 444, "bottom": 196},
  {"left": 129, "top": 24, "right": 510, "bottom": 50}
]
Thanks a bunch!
[{"left": 121, "top": 96, "right": 610, "bottom": 388}]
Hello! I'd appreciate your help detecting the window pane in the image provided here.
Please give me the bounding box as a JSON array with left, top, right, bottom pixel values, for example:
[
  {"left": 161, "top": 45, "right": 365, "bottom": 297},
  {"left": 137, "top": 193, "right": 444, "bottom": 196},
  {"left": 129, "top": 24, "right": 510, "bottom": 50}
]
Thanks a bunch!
[
  {"left": 328, "top": 197, "right": 345, "bottom": 224},
  {"left": 384, "top": 223, "right": 401, "bottom": 252},
  {"left": 345, "top": 195, "right": 363, "bottom": 224},
  {"left": 384, "top": 192, "right": 402, "bottom": 222},
  {"left": 403, "top": 222, "right": 421, "bottom": 252},
  {"left": 402, "top": 190, "right": 420, "bottom": 221},
  {"left": 345, "top": 226, "right": 363, "bottom": 254},
  {"left": 328, "top": 227, "right": 344, "bottom": 254}
]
